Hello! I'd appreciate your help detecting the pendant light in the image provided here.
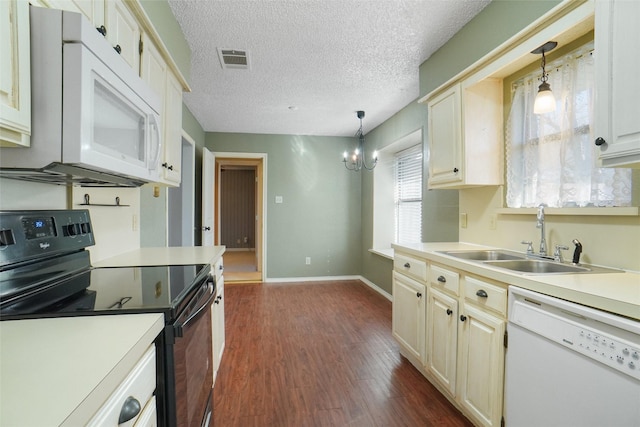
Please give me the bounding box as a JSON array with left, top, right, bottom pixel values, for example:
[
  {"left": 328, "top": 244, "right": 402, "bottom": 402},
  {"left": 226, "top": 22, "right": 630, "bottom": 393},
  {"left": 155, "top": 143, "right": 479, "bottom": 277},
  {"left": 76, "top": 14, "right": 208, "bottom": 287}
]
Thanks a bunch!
[
  {"left": 531, "top": 41, "right": 558, "bottom": 115},
  {"left": 343, "top": 111, "right": 378, "bottom": 171}
]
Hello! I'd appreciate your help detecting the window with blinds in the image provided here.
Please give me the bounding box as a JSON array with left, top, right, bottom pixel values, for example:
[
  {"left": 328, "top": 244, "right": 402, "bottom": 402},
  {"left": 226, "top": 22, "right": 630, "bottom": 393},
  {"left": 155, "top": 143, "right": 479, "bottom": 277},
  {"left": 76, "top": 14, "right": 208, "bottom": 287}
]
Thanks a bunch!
[{"left": 394, "top": 144, "right": 422, "bottom": 244}]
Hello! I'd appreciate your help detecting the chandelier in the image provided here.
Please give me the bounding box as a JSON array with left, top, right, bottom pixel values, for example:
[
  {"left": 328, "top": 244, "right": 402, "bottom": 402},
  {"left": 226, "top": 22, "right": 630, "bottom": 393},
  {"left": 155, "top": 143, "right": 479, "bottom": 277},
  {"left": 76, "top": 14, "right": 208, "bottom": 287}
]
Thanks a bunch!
[{"left": 343, "top": 111, "right": 378, "bottom": 171}]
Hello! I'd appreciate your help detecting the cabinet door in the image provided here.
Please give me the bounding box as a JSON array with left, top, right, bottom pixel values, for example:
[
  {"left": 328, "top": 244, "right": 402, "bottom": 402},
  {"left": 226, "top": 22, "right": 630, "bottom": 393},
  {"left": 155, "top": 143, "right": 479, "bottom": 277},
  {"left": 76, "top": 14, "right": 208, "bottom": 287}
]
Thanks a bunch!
[
  {"left": 105, "top": 0, "right": 140, "bottom": 71},
  {"left": 47, "top": 0, "right": 105, "bottom": 27},
  {"left": 392, "top": 272, "right": 426, "bottom": 364},
  {"left": 140, "top": 33, "right": 167, "bottom": 103},
  {"left": 426, "top": 287, "right": 458, "bottom": 395},
  {"left": 595, "top": 0, "right": 640, "bottom": 167},
  {"left": 457, "top": 304, "right": 505, "bottom": 427},
  {"left": 162, "top": 72, "right": 183, "bottom": 184},
  {"left": 212, "top": 273, "right": 225, "bottom": 384},
  {"left": 427, "top": 84, "right": 462, "bottom": 187},
  {"left": 0, "top": 0, "right": 30, "bottom": 147}
]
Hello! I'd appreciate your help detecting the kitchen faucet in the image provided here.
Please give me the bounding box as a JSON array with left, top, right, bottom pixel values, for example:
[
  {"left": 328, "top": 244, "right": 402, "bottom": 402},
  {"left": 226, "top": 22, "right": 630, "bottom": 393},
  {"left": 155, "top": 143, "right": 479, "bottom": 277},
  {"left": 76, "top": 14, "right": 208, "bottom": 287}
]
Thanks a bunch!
[{"left": 536, "top": 204, "right": 547, "bottom": 256}]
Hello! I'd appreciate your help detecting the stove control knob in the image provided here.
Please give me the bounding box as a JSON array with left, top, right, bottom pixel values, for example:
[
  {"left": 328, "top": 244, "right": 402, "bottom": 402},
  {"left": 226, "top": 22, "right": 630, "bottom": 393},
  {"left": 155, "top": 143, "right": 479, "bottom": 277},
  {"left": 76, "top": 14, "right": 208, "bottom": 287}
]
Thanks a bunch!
[
  {"left": 632, "top": 352, "right": 639, "bottom": 360},
  {"left": 623, "top": 348, "right": 630, "bottom": 356}
]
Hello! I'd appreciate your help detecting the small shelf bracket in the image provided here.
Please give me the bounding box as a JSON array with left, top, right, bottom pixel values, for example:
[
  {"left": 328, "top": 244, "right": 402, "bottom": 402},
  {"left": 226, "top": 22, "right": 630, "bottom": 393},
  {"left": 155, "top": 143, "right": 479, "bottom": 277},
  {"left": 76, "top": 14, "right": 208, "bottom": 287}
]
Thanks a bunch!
[{"left": 80, "top": 194, "right": 130, "bottom": 207}]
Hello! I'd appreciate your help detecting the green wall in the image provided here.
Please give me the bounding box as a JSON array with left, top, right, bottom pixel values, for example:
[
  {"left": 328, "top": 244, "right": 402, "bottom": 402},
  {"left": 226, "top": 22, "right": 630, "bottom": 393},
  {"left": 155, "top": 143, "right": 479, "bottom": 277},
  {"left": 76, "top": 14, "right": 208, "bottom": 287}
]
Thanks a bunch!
[
  {"left": 360, "top": 100, "right": 459, "bottom": 294},
  {"left": 419, "top": 0, "right": 561, "bottom": 97},
  {"left": 206, "top": 133, "right": 362, "bottom": 279}
]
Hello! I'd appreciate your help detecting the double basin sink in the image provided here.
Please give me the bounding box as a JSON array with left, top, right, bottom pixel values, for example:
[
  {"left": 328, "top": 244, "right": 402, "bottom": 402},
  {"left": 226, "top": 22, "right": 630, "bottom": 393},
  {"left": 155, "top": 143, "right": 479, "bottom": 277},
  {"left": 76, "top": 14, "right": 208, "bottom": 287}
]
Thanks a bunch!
[{"left": 438, "top": 249, "right": 613, "bottom": 275}]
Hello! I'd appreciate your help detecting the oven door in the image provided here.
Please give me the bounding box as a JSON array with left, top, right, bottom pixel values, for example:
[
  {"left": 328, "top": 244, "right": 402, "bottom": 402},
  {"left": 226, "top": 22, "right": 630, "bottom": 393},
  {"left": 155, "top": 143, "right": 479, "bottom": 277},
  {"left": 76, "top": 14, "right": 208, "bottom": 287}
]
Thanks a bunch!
[{"left": 165, "top": 274, "right": 215, "bottom": 427}]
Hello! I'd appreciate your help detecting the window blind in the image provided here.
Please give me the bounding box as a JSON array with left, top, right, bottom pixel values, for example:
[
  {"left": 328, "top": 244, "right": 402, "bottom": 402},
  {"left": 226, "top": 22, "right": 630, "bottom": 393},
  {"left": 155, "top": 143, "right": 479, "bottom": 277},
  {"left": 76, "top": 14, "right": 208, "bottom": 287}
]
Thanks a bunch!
[{"left": 395, "top": 144, "right": 422, "bottom": 244}]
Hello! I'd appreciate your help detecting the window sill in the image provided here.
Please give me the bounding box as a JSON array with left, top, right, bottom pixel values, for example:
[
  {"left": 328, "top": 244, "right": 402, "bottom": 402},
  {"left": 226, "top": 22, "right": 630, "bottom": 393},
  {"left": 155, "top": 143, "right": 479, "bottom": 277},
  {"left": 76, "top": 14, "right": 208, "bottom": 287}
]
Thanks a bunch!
[
  {"left": 495, "top": 207, "right": 639, "bottom": 216},
  {"left": 369, "top": 248, "right": 394, "bottom": 260}
]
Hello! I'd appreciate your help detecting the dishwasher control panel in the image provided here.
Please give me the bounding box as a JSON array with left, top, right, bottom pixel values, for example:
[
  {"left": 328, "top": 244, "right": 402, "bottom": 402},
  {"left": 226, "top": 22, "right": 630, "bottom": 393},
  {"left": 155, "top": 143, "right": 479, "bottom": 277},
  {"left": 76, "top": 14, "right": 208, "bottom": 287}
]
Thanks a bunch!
[
  {"left": 509, "top": 287, "right": 640, "bottom": 382},
  {"left": 573, "top": 327, "right": 639, "bottom": 380}
]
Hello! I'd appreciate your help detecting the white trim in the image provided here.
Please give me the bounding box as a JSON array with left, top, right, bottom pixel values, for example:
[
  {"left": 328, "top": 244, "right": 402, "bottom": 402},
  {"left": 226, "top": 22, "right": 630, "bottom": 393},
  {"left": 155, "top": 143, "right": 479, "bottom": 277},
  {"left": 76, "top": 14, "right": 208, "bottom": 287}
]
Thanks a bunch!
[
  {"left": 369, "top": 248, "right": 394, "bottom": 260},
  {"left": 212, "top": 152, "right": 268, "bottom": 281},
  {"left": 264, "top": 275, "right": 393, "bottom": 302}
]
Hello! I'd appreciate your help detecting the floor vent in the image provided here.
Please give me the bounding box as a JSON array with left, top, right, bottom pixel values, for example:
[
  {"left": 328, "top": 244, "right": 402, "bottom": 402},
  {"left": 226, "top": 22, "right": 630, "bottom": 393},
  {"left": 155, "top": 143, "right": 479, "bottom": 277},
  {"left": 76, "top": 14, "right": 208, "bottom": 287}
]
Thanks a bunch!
[{"left": 217, "top": 48, "right": 250, "bottom": 69}]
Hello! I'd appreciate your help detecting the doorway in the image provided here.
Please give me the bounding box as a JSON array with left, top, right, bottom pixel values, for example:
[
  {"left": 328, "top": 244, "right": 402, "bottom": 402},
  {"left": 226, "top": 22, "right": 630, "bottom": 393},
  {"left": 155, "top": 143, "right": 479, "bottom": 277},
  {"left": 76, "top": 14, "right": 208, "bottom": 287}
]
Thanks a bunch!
[{"left": 215, "top": 156, "right": 265, "bottom": 283}]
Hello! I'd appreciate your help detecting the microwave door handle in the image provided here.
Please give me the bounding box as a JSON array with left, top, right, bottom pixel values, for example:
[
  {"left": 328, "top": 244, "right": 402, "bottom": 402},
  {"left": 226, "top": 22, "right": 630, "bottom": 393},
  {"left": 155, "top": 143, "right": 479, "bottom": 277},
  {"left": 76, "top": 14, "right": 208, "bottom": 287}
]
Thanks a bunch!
[
  {"left": 173, "top": 279, "right": 215, "bottom": 337},
  {"left": 148, "top": 113, "right": 162, "bottom": 173}
]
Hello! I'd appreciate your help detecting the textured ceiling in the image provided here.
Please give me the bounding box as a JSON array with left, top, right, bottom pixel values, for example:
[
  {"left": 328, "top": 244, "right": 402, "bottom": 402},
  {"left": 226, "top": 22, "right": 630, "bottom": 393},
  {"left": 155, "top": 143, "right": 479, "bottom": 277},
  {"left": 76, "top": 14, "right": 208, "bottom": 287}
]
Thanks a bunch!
[{"left": 168, "top": 0, "right": 491, "bottom": 137}]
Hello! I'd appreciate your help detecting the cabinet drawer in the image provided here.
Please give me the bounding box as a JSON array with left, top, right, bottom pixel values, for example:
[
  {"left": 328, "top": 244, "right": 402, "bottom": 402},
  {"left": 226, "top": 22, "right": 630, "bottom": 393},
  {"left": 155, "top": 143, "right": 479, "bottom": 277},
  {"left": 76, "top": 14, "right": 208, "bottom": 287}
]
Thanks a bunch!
[
  {"left": 463, "top": 276, "right": 507, "bottom": 317},
  {"left": 394, "top": 253, "right": 427, "bottom": 282},
  {"left": 429, "top": 264, "right": 460, "bottom": 296},
  {"left": 88, "top": 346, "right": 156, "bottom": 427}
]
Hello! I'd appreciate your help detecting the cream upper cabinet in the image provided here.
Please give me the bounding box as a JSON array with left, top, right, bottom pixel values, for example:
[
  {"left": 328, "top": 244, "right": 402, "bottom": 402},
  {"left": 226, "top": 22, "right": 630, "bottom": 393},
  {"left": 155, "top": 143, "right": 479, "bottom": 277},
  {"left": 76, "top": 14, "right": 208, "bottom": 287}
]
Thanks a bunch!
[
  {"left": 162, "top": 71, "right": 183, "bottom": 184},
  {"left": 0, "top": 0, "right": 30, "bottom": 147},
  {"left": 426, "top": 286, "right": 458, "bottom": 396},
  {"left": 427, "top": 84, "right": 461, "bottom": 187},
  {"left": 426, "top": 79, "right": 503, "bottom": 189},
  {"left": 140, "top": 33, "right": 182, "bottom": 186},
  {"left": 46, "top": 0, "right": 105, "bottom": 27},
  {"left": 105, "top": 0, "right": 140, "bottom": 71},
  {"left": 594, "top": 0, "right": 640, "bottom": 168},
  {"left": 392, "top": 271, "right": 426, "bottom": 364}
]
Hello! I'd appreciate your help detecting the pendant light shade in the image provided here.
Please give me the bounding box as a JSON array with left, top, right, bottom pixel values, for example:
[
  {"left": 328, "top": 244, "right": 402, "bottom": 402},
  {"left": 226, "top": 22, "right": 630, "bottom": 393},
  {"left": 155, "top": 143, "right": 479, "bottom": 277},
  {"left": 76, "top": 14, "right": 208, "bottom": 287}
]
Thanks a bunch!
[
  {"left": 533, "top": 82, "right": 556, "bottom": 114},
  {"left": 531, "top": 41, "right": 558, "bottom": 115}
]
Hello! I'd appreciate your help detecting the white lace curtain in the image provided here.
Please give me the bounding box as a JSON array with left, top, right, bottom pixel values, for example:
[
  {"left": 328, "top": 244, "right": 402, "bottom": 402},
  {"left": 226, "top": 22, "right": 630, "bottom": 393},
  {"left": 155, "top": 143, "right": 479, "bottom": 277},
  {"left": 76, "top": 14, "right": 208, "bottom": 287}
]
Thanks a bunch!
[{"left": 505, "top": 42, "right": 632, "bottom": 208}]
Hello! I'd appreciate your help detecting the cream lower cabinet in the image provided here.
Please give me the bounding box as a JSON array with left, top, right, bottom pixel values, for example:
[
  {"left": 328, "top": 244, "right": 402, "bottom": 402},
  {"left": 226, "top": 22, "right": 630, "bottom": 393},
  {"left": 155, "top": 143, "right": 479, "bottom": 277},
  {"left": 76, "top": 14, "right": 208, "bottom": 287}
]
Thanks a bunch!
[
  {"left": 392, "top": 271, "right": 426, "bottom": 364},
  {"left": 212, "top": 256, "right": 225, "bottom": 385},
  {"left": 457, "top": 302, "right": 505, "bottom": 427},
  {"left": 394, "top": 252, "right": 508, "bottom": 427},
  {"left": 426, "top": 287, "right": 458, "bottom": 395}
]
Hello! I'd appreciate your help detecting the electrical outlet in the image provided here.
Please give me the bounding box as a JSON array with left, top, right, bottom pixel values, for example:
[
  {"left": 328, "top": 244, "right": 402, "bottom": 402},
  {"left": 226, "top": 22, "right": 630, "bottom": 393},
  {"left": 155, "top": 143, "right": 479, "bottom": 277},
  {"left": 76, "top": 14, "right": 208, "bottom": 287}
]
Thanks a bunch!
[
  {"left": 460, "top": 213, "right": 468, "bottom": 229},
  {"left": 489, "top": 214, "right": 497, "bottom": 230},
  {"left": 132, "top": 214, "right": 138, "bottom": 231},
  {"left": 305, "top": 257, "right": 311, "bottom": 265}
]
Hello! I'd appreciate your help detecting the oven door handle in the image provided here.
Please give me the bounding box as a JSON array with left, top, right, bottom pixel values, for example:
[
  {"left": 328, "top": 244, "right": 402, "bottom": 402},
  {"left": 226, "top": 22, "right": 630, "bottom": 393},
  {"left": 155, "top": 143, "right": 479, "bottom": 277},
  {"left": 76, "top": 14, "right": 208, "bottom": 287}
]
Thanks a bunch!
[{"left": 174, "top": 278, "right": 215, "bottom": 338}]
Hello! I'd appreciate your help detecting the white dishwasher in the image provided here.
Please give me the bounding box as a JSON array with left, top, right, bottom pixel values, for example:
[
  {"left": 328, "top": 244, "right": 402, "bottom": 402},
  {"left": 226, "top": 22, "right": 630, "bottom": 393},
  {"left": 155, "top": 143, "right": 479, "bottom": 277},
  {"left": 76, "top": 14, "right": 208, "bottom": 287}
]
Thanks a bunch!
[{"left": 505, "top": 286, "right": 640, "bottom": 427}]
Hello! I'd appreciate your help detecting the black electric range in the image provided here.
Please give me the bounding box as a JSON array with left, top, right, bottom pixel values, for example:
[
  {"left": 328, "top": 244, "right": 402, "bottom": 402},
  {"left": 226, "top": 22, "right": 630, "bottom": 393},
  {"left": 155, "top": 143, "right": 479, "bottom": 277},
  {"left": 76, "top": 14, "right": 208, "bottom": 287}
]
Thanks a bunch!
[{"left": 0, "top": 210, "right": 215, "bottom": 426}]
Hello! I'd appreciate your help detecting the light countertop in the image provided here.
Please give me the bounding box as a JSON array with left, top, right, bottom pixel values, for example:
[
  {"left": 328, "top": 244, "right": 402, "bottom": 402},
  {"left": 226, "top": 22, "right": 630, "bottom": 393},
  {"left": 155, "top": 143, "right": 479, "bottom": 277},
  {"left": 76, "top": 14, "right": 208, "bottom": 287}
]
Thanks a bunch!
[
  {"left": 0, "top": 313, "right": 164, "bottom": 426},
  {"left": 392, "top": 242, "right": 640, "bottom": 320},
  {"left": 92, "top": 245, "right": 225, "bottom": 267}
]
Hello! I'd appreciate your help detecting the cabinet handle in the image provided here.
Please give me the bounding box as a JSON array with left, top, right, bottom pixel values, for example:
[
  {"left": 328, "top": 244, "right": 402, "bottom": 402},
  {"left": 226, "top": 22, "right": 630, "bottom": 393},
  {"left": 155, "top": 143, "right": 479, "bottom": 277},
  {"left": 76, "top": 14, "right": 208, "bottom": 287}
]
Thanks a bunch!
[
  {"left": 404, "top": 262, "right": 411, "bottom": 268},
  {"left": 203, "top": 226, "right": 211, "bottom": 231},
  {"left": 114, "top": 44, "right": 122, "bottom": 54},
  {"left": 446, "top": 309, "right": 453, "bottom": 316},
  {"left": 416, "top": 292, "right": 422, "bottom": 298},
  {"left": 460, "top": 315, "right": 467, "bottom": 322},
  {"left": 595, "top": 137, "right": 607, "bottom": 146},
  {"left": 476, "top": 289, "right": 488, "bottom": 298},
  {"left": 453, "top": 167, "right": 459, "bottom": 173},
  {"left": 437, "top": 275, "right": 446, "bottom": 283},
  {"left": 118, "top": 396, "right": 141, "bottom": 424},
  {"left": 96, "top": 25, "right": 107, "bottom": 36}
]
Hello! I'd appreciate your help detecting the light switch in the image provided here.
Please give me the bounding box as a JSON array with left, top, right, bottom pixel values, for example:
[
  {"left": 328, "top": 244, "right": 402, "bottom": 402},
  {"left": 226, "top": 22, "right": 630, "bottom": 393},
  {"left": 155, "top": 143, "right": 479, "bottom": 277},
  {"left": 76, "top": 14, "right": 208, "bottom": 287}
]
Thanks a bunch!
[{"left": 275, "top": 196, "right": 283, "bottom": 204}]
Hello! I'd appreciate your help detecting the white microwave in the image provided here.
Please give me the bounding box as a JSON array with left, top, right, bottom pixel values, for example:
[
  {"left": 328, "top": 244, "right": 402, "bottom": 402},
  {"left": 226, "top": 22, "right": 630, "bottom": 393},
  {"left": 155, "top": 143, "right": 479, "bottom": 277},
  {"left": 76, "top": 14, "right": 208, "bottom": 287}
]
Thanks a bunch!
[{"left": 0, "top": 7, "right": 162, "bottom": 187}]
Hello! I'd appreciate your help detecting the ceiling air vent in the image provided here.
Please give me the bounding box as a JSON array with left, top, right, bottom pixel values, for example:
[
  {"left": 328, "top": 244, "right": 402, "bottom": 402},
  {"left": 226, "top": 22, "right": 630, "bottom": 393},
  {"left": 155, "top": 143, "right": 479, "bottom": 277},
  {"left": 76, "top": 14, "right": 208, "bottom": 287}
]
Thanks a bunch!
[{"left": 217, "top": 48, "right": 250, "bottom": 70}]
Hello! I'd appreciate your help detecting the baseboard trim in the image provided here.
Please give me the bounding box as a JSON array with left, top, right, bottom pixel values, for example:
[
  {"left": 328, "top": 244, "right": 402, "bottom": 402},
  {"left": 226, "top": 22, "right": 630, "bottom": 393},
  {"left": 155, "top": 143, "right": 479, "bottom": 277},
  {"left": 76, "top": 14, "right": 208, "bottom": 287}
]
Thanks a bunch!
[{"left": 265, "top": 275, "right": 392, "bottom": 301}]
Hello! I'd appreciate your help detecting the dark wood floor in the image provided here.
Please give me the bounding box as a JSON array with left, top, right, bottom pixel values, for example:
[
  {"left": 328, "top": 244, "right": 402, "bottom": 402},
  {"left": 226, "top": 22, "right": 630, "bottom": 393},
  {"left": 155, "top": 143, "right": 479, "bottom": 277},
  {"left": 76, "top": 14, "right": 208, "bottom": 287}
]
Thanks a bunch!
[{"left": 213, "top": 280, "right": 473, "bottom": 427}]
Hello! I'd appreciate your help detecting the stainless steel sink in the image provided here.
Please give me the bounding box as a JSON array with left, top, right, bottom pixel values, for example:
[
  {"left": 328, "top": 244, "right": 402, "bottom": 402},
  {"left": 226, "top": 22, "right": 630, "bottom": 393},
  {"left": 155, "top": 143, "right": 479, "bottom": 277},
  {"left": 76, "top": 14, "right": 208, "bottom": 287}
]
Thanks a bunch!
[
  {"left": 440, "top": 250, "right": 527, "bottom": 261},
  {"left": 483, "top": 259, "right": 591, "bottom": 274}
]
